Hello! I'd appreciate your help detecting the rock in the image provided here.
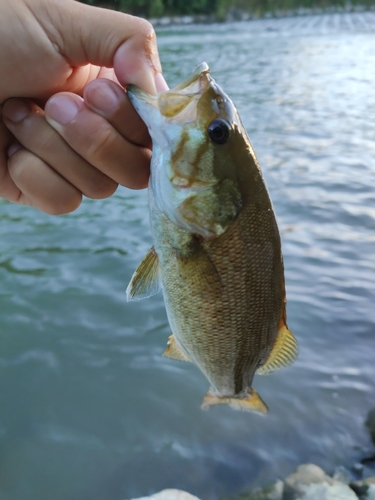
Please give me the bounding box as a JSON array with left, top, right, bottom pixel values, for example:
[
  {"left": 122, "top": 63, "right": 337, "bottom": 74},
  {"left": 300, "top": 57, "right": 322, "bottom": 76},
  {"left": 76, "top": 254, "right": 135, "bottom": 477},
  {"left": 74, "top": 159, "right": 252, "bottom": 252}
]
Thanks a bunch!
[
  {"left": 283, "top": 464, "right": 358, "bottom": 500},
  {"left": 353, "top": 463, "right": 365, "bottom": 476},
  {"left": 129, "top": 489, "right": 201, "bottom": 500},
  {"left": 233, "top": 480, "right": 283, "bottom": 500},
  {"left": 350, "top": 477, "right": 375, "bottom": 500},
  {"left": 259, "top": 480, "right": 283, "bottom": 500},
  {"left": 365, "top": 408, "right": 375, "bottom": 445},
  {"left": 333, "top": 466, "right": 353, "bottom": 484}
]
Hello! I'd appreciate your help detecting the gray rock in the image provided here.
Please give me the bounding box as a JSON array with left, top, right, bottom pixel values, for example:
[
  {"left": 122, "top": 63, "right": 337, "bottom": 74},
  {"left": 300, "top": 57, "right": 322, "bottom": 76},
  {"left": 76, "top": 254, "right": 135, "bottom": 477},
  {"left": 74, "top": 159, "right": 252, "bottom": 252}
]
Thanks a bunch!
[
  {"left": 293, "top": 482, "right": 358, "bottom": 500},
  {"left": 234, "top": 480, "right": 283, "bottom": 500},
  {"left": 333, "top": 466, "right": 353, "bottom": 484},
  {"left": 366, "top": 408, "right": 375, "bottom": 445},
  {"left": 353, "top": 463, "right": 365, "bottom": 475},
  {"left": 260, "top": 480, "right": 283, "bottom": 500},
  {"left": 367, "top": 485, "right": 375, "bottom": 500},
  {"left": 350, "top": 477, "right": 375, "bottom": 500},
  {"left": 129, "top": 489, "right": 201, "bottom": 500},
  {"left": 283, "top": 464, "right": 358, "bottom": 500}
]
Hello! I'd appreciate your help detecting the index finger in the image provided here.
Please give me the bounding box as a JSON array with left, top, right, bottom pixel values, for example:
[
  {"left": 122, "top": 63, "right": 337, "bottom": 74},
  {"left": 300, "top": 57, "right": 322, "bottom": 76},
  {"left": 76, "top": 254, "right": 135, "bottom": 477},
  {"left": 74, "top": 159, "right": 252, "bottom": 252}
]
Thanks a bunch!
[
  {"left": 83, "top": 79, "right": 151, "bottom": 149},
  {"left": 47, "top": 1, "right": 163, "bottom": 95}
]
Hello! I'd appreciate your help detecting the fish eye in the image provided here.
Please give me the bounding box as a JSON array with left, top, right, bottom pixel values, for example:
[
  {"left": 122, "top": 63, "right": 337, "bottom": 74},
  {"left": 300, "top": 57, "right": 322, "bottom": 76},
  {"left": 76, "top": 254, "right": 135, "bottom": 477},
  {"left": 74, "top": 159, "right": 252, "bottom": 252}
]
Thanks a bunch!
[{"left": 207, "top": 119, "right": 230, "bottom": 145}]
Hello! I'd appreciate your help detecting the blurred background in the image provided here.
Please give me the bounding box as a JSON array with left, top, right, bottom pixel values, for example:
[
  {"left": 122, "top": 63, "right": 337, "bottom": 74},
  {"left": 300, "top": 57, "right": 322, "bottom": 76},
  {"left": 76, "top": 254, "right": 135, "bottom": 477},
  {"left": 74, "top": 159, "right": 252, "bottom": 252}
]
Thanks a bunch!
[
  {"left": 1, "top": 5, "right": 375, "bottom": 500},
  {"left": 79, "top": 0, "right": 375, "bottom": 20}
]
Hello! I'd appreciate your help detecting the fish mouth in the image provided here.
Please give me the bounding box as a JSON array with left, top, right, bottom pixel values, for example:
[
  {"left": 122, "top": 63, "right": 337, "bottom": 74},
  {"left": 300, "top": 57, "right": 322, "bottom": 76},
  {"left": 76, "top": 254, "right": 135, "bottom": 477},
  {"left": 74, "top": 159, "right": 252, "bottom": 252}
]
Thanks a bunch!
[
  {"left": 127, "top": 62, "right": 211, "bottom": 120},
  {"left": 169, "top": 62, "right": 210, "bottom": 92}
]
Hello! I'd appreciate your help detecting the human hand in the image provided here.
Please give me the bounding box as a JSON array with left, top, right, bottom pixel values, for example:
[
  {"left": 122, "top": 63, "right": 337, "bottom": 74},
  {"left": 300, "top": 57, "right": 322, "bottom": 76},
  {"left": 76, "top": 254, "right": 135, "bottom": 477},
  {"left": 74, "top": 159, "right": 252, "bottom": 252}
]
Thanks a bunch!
[{"left": 0, "top": 0, "right": 168, "bottom": 214}]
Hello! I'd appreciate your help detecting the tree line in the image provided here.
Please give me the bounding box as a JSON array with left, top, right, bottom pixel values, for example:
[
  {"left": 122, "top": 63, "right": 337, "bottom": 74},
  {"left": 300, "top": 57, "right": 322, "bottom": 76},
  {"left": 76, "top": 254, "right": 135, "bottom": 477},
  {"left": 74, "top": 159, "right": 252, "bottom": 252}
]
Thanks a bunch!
[{"left": 78, "top": 0, "right": 375, "bottom": 19}]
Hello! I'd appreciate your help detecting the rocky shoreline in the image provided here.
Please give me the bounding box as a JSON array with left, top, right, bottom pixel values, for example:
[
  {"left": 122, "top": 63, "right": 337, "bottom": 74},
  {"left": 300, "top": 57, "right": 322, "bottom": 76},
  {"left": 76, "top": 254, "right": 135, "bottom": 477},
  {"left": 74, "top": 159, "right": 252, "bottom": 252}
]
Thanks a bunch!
[
  {"left": 129, "top": 408, "right": 375, "bottom": 500},
  {"left": 130, "top": 464, "right": 375, "bottom": 500}
]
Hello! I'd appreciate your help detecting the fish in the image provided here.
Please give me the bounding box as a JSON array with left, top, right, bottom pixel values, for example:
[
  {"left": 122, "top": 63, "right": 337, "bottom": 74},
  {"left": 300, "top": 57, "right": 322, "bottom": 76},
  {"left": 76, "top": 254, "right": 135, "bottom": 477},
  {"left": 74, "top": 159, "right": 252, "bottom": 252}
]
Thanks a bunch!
[{"left": 126, "top": 63, "right": 298, "bottom": 414}]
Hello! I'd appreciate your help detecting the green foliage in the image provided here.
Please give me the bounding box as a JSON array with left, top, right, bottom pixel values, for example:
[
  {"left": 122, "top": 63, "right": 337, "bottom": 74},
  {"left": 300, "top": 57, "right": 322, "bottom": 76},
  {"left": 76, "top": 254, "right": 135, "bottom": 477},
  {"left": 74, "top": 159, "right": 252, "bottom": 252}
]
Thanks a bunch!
[
  {"left": 77, "top": 0, "right": 375, "bottom": 17},
  {"left": 149, "top": 0, "right": 165, "bottom": 16},
  {"left": 77, "top": 0, "right": 244, "bottom": 16}
]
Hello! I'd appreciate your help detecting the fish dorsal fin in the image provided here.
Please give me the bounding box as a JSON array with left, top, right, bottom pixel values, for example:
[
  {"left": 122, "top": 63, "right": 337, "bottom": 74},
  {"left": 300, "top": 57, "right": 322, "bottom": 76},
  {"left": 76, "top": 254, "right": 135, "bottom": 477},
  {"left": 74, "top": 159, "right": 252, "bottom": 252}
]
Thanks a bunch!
[
  {"left": 163, "top": 335, "right": 191, "bottom": 362},
  {"left": 201, "top": 388, "right": 268, "bottom": 414},
  {"left": 257, "top": 324, "right": 298, "bottom": 375},
  {"left": 126, "top": 247, "right": 161, "bottom": 301}
]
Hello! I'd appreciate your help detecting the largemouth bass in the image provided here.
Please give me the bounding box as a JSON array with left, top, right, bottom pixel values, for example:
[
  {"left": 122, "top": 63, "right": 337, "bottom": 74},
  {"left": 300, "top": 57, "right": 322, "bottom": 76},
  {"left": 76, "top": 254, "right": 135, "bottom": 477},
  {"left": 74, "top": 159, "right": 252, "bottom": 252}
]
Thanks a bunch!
[{"left": 126, "top": 63, "right": 298, "bottom": 413}]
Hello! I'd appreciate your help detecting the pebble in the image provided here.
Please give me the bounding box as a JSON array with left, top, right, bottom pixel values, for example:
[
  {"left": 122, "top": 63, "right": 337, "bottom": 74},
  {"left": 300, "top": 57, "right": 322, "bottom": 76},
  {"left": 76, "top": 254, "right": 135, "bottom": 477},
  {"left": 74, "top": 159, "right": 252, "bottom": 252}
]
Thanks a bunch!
[
  {"left": 350, "top": 478, "right": 375, "bottom": 500},
  {"left": 283, "top": 464, "right": 357, "bottom": 500},
  {"left": 129, "top": 489, "right": 201, "bottom": 500}
]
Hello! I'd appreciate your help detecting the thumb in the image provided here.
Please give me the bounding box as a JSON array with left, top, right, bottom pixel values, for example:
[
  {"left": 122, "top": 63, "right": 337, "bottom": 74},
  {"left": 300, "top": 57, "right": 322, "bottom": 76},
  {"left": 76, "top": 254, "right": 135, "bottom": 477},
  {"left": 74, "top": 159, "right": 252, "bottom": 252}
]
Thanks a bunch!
[{"left": 46, "top": 0, "right": 165, "bottom": 95}]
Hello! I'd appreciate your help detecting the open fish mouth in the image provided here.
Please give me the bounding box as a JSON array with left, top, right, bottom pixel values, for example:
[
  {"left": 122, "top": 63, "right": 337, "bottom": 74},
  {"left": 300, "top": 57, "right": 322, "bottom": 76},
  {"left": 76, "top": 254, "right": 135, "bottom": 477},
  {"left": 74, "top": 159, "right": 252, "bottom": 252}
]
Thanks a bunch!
[
  {"left": 127, "top": 62, "right": 211, "bottom": 120},
  {"left": 170, "top": 62, "right": 210, "bottom": 91}
]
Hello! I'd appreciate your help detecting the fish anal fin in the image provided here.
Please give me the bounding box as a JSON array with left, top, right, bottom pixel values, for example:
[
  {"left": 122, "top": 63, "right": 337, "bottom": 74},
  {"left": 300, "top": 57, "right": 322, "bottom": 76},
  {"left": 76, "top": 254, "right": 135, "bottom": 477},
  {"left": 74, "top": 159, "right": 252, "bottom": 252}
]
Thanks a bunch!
[
  {"left": 201, "top": 389, "right": 268, "bottom": 414},
  {"left": 163, "top": 335, "right": 191, "bottom": 362},
  {"left": 126, "top": 247, "right": 161, "bottom": 302},
  {"left": 257, "top": 324, "right": 298, "bottom": 375}
]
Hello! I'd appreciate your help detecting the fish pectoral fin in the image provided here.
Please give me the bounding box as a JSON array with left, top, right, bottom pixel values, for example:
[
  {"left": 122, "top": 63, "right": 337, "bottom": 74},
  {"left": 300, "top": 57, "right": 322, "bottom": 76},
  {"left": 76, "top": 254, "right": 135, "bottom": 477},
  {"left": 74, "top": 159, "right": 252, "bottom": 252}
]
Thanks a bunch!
[
  {"left": 176, "top": 241, "right": 222, "bottom": 296},
  {"left": 126, "top": 246, "right": 161, "bottom": 302},
  {"left": 201, "top": 389, "right": 268, "bottom": 414},
  {"left": 163, "top": 335, "right": 191, "bottom": 362},
  {"left": 257, "top": 325, "right": 298, "bottom": 375}
]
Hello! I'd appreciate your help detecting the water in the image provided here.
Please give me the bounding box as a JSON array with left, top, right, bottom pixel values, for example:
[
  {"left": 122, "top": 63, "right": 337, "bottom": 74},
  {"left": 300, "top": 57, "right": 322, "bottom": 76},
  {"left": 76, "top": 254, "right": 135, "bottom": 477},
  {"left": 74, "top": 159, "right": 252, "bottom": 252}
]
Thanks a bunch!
[{"left": 1, "top": 11, "right": 375, "bottom": 500}]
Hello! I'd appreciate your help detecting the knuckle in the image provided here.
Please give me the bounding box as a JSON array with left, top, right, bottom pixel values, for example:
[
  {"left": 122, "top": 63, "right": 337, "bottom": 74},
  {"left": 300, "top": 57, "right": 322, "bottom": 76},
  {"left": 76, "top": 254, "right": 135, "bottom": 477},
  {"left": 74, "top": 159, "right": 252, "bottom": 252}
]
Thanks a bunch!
[
  {"left": 136, "top": 18, "right": 155, "bottom": 39},
  {"left": 85, "top": 124, "right": 116, "bottom": 162}
]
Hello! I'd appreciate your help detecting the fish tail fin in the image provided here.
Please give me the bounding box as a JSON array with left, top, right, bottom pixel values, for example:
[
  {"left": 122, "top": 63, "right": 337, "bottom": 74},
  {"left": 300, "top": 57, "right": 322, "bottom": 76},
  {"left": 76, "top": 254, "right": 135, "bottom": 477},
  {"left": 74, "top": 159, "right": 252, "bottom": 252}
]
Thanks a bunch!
[{"left": 201, "top": 389, "right": 268, "bottom": 414}]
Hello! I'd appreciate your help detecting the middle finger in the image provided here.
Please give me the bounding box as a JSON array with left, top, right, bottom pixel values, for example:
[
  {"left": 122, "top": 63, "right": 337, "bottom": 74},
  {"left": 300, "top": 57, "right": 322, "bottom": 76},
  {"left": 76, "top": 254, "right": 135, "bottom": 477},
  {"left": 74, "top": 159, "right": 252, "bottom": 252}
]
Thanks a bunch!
[
  {"left": 84, "top": 78, "right": 151, "bottom": 148},
  {"left": 45, "top": 89, "right": 151, "bottom": 189}
]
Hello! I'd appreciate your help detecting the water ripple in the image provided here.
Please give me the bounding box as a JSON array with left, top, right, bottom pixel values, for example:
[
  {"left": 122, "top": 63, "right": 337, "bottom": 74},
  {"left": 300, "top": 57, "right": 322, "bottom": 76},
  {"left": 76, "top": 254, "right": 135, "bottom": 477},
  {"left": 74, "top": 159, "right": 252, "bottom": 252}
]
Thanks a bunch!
[{"left": 1, "top": 12, "right": 375, "bottom": 500}]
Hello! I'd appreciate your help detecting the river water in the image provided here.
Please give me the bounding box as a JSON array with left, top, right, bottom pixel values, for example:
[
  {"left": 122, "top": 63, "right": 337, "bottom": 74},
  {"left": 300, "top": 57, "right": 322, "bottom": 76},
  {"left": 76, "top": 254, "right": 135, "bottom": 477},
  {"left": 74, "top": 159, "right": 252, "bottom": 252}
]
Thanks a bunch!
[{"left": 1, "top": 11, "right": 375, "bottom": 500}]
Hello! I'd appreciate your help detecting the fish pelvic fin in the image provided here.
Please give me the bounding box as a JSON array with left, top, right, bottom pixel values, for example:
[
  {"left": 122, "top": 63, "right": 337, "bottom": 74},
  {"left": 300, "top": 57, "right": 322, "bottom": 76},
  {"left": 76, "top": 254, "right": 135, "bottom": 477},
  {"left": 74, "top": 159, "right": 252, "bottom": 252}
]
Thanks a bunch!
[
  {"left": 201, "top": 389, "right": 268, "bottom": 414},
  {"left": 163, "top": 335, "right": 191, "bottom": 362},
  {"left": 126, "top": 247, "right": 161, "bottom": 302},
  {"left": 257, "top": 324, "right": 298, "bottom": 375}
]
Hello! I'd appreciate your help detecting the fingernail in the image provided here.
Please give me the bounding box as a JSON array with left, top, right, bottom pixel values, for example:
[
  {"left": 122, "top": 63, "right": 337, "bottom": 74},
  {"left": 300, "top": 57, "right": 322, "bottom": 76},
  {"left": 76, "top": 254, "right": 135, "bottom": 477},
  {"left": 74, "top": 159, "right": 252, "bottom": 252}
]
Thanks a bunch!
[
  {"left": 7, "top": 143, "right": 22, "bottom": 158},
  {"left": 85, "top": 81, "right": 121, "bottom": 115},
  {"left": 3, "top": 100, "right": 29, "bottom": 123},
  {"left": 46, "top": 95, "right": 79, "bottom": 125},
  {"left": 155, "top": 73, "right": 169, "bottom": 93}
]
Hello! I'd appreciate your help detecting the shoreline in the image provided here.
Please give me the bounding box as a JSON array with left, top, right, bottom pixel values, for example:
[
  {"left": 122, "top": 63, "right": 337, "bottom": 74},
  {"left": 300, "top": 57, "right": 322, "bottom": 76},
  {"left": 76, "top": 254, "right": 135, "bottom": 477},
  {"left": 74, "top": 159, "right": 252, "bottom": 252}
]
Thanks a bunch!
[
  {"left": 130, "top": 408, "right": 375, "bottom": 500},
  {"left": 149, "top": 4, "right": 375, "bottom": 27}
]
